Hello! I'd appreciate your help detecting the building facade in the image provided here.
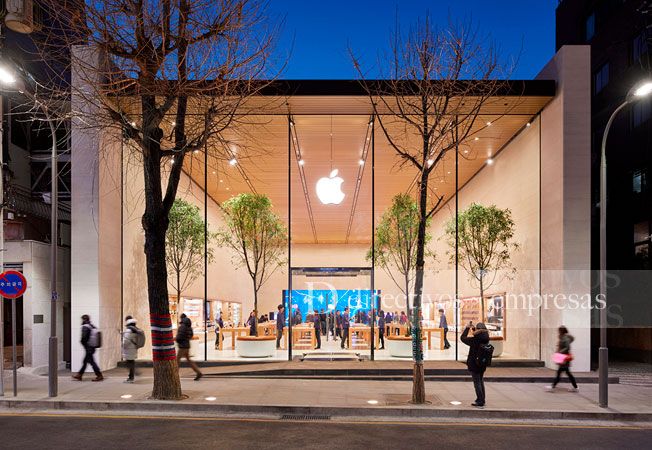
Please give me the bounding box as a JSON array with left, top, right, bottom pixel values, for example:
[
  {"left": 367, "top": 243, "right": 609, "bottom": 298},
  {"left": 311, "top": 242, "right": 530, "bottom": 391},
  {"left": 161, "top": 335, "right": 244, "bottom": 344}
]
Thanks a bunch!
[
  {"left": 557, "top": 0, "right": 652, "bottom": 363},
  {"left": 69, "top": 45, "right": 593, "bottom": 372}
]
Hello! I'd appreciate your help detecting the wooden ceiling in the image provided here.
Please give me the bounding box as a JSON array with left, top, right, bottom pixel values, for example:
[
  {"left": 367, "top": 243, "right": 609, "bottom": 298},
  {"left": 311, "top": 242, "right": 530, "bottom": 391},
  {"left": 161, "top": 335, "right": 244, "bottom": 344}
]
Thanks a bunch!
[{"left": 180, "top": 91, "right": 552, "bottom": 244}]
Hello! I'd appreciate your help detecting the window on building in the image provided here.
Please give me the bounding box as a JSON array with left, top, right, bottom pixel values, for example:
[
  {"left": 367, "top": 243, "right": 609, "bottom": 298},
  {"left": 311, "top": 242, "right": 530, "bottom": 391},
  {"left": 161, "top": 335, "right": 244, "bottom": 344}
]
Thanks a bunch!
[
  {"left": 632, "top": 100, "right": 652, "bottom": 127},
  {"left": 633, "top": 30, "right": 649, "bottom": 62},
  {"left": 633, "top": 169, "right": 647, "bottom": 193},
  {"left": 594, "top": 63, "right": 609, "bottom": 94},
  {"left": 586, "top": 13, "right": 595, "bottom": 41}
]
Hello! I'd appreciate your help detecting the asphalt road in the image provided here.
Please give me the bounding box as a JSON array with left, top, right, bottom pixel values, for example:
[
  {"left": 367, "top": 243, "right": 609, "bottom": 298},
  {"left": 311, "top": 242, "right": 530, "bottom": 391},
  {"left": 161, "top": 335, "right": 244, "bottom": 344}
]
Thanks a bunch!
[{"left": 0, "top": 414, "right": 649, "bottom": 449}]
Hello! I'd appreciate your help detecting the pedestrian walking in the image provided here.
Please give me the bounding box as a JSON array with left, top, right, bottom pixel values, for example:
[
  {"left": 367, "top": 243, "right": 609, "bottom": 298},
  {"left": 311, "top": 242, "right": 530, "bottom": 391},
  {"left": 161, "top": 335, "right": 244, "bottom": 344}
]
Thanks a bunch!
[
  {"left": 72, "top": 315, "right": 103, "bottom": 382},
  {"left": 276, "top": 304, "right": 285, "bottom": 349},
  {"left": 439, "top": 309, "right": 450, "bottom": 349},
  {"left": 176, "top": 314, "right": 202, "bottom": 381},
  {"left": 122, "top": 316, "right": 145, "bottom": 383},
  {"left": 546, "top": 326, "right": 579, "bottom": 392},
  {"left": 461, "top": 321, "right": 490, "bottom": 407}
]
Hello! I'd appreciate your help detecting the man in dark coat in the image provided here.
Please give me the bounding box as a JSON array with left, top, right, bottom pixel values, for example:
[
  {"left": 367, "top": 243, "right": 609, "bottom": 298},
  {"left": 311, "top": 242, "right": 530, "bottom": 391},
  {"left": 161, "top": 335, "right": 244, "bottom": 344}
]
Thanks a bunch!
[
  {"left": 276, "top": 304, "right": 285, "bottom": 349},
  {"left": 461, "top": 322, "right": 490, "bottom": 407},
  {"left": 340, "top": 307, "right": 350, "bottom": 349},
  {"left": 72, "top": 315, "right": 103, "bottom": 382},
  {"left": 439, "top": 309, "right": 450, "bottom": 349},
  {"left": 176, "top": 314, "right": 202, "bottom": 381},
  {"left": 313, "top": 310, "right": 321, "bottom": 349},
  {"left": 377, "top": 310, "right": 385, "bottom": 350}
]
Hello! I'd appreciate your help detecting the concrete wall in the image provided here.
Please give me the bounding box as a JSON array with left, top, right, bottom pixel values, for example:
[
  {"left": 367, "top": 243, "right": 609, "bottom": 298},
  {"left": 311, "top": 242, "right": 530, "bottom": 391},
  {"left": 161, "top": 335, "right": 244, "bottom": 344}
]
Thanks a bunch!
[
  {"left": 4, "top": 241, "right": 69, "bottom": 372},
  {"left": 537, "top": 45, "right": 592, "bottom": 372}
]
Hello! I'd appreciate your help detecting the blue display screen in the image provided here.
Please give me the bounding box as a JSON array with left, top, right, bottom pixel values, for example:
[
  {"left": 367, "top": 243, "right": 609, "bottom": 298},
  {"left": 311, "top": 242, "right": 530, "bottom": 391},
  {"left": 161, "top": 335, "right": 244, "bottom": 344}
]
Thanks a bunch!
[{"left": 282, "top": 289, "right": 379, "bottom": 321}]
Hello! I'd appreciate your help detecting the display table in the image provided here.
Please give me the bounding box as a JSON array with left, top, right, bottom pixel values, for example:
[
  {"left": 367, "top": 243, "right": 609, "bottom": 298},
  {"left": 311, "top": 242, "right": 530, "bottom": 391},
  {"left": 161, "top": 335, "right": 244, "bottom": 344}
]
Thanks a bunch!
[
  {"left": 422, "top": 327, "right": 445, "bottom": 350},
  {"left": 292, "top": 324, "right": 316, "bottom": 350},
  {"left": 257, "top": 322, "right": 276, "bottom": 336},
  {"left": 219, "top": 326, "right": 249, "bottom": 350},
  {"left": 386, "top": 335, "right": 413, "bottom": 357},
  {"left": 235, "top": 335, "right": 276, "bottom": 358},
  {"left": 386, "top": 323, "right": 409, "bottom": 337}
]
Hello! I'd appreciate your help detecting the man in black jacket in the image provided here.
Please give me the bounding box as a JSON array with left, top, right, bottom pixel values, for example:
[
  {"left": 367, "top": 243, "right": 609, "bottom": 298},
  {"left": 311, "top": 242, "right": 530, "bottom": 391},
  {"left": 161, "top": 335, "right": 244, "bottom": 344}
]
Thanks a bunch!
[
  {"left": 276, "top": 304, "right": 285, "bottom": 349},
  {"left": 461, "top": 322, "right": 490, "bottom": 407},
  {"left": 176, "top": 314, "right": 202, "bottom": 381},
  {"left": 72, "top": 315, "right": 103, "bottom": 382}
]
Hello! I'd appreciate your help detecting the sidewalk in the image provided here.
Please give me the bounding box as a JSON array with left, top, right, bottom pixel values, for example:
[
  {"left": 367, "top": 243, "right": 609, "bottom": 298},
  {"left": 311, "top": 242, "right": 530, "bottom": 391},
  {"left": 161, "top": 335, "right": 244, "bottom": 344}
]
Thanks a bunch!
[{"left": 1, "top": 368, "right": 650, "bottom": 423}]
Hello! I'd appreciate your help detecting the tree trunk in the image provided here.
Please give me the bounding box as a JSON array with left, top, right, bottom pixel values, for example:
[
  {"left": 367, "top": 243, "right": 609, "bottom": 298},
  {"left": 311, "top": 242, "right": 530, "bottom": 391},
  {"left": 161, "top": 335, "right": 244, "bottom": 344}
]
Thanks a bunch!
[
  {"left": 141, "top": 98, "right": 183, "bottom": 400},
  {"left": 404, "top": 274, "right": 411, "bottom": 321},
  {"left": 479, "top": 273, "right": 485, "bottom": 323},
  {"left": 411, "top": 168, "right": 429, "bottom": 404},
  {"left": 253, "top": 282, "right": 259, "bottom": 337}
]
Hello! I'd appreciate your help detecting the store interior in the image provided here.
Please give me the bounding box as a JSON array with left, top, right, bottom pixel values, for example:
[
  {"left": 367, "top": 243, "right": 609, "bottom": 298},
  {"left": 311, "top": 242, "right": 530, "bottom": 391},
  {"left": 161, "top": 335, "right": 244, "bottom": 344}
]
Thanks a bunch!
[{"left": 120, "top": 95, "right": 548, "bottom": 362}]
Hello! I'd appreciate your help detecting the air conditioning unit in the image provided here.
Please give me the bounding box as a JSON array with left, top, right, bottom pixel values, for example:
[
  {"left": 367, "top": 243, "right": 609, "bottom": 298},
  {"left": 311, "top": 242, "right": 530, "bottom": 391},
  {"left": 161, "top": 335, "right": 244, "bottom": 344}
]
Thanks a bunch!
[{"left": 5, "top": 0, "right": 35, "bottom": 34}]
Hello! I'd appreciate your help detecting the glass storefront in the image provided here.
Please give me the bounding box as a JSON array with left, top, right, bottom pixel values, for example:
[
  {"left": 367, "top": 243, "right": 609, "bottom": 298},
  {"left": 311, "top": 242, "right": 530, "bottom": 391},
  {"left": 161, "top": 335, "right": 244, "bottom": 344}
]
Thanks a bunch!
[{"left": 119, "top": 102, "right": 543, "bottom": 363}]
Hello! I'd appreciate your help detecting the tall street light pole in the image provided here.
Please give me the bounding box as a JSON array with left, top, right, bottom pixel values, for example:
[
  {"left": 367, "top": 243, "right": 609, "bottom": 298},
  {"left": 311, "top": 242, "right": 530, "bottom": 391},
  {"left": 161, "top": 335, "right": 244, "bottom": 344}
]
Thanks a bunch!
[
  {"left": 598, "top": 79, "right": 652, "bottom": 408},
  {"left": 0, "top": 64, "right": 59, "bottom": 397}
]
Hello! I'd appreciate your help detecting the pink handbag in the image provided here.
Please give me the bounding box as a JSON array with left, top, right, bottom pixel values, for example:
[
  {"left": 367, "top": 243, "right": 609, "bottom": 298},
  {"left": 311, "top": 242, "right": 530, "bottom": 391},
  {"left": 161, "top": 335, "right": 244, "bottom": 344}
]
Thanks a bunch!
[{"left": 553, "top": 352, "right": 572, "bottom": 364}]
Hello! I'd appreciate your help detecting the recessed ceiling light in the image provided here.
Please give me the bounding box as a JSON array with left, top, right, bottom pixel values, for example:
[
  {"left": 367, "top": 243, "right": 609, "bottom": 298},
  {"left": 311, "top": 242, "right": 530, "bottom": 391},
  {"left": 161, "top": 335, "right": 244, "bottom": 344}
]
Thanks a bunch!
[
  {"left": 130, "top": 122, "right": 136, "bottom": 127},
  {"left": 205, "top": 396, "right": 217, "bottom": 401},
  {"left": 464, "top": 150, "right": 469, "bottom": 154},
  {"left": 526, "top": 122, "right": 531, "bottom": 127},
  {"left": 474, "top": 137, "right": 479, "bottom": 141},
  {"left": 367, "top": 400, "right": 379, "bottom": 405},
  {"left": 169, "top": 159, "right": 175, "bottom": 165},
  {"left": 193, "top": 149, "right": 199, "bottom": 154},
  {"left": 212, "top": 171, "right": 216, "bottom": 174},
  {"left": 298, "top": 159, "right": 305, "bottom": 166},
  {"left": 229, "top": 158, "right": 237, "bottom": 166},
  {"left": 359, "top": 159, "right": 365, "bottom": 165},
  {"left": 171, "top": 121, "right": 176, "bottom": 126},
  {"left": 120, "top": 394, "right": 132, "bottom": 399},
  {"left": 219, "top": 179, "right": 223, "bottom": 182},
  {"left": 486, "top": 158, "right": 494, "bottom": 165},
  {"left": 450, "top": 400, "right": 462, "bottom": 406},
  {"left": 486, "top": 121, "right": 492, "bottom": 126},
  {"left": 447, "top": 171, "right": 451, "bottom": 174},
  {"left": 427, "top": 159, "right": 434, "bottom": 167},
  {"left": 226, "top": 187, "right": 230, "bottom": 191}
]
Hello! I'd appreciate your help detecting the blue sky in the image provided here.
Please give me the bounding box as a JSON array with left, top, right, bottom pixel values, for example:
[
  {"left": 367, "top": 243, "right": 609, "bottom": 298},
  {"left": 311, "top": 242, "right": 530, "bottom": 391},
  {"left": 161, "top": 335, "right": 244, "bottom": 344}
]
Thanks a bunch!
[{"left": 267, "top": 0, "right": 556, "bottom": 79}]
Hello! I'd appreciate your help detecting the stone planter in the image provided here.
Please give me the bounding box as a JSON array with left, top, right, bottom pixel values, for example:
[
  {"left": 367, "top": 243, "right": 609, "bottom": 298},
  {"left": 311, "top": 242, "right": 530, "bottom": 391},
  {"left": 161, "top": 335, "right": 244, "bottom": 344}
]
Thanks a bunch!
[
  {"left": 386, "top": 335, "right": 413, "bottom": 358},
  {"left": 236, "top": 335, "right": 276, "bottom": 358},
  {"left": 490, "top": 336, "right": 504, "bottom": 357}
]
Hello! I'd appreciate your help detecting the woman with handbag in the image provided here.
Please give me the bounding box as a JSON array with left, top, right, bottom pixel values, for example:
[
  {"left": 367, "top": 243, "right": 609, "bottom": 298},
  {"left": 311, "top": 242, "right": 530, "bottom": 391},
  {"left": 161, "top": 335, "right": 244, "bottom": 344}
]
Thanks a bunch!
[{"left": 546, "top": 326, "right": 578, "bottom": 392}]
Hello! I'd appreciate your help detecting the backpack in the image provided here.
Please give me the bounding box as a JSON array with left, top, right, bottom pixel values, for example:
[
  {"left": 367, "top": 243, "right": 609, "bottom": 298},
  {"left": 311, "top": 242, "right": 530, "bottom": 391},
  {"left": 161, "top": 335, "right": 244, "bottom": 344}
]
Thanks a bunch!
[
  {"left": 133, "top": 328, "right": 146, "bottom": 349},
  {"left": 87, "top": 325, "right": 102, "bottom": 348},
  {"left": 475, "top": 343, "right": 494, "bottom": 368}
]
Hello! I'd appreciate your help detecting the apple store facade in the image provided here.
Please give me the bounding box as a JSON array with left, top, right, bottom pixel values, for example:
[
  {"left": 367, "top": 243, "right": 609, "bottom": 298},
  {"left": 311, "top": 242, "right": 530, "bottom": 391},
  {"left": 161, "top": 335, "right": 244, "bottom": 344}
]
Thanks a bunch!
[{"left": 71, "top": 46, "right": 594, "bottom": 372}]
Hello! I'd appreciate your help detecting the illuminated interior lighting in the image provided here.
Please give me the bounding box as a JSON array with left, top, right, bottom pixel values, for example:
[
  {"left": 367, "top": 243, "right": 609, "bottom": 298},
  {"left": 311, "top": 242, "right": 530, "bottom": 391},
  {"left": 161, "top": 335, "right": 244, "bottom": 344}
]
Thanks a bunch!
[
  {"left": 229, "top": 158, "right": 237, "bottom": 166},
  {"left": 486, "top": 158, "right": 494, "bottom": 165},
  {"left": 299, "top": 159, "right": 305, "bottom": 166},
  {"left": 474, "top": 137, "right": 479, "bottom": 141},
  {"left": 367, "top": 400, "right": 379, "bottom": 405},
  {"left": 205, "top": 396, "right": 217, "bottom": 401},
  {"left": 359, "top": 159, "right": 365, "bottom": 165},
  {"left": 120, "top": 394, "right": 132, "bottom": 399},
  {"left": 486, "top": 121, "right": 492, "bottom": 126},
  {"left": 526, "top": 122, "right": 531, "bottom": 127}
]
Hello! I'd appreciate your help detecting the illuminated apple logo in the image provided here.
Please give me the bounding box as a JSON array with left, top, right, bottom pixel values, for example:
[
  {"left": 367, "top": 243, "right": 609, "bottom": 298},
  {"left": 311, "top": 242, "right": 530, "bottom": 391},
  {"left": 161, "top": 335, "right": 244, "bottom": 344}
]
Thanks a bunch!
[{"left": 316, "top": 169, "right": 345, "bottom": 205}]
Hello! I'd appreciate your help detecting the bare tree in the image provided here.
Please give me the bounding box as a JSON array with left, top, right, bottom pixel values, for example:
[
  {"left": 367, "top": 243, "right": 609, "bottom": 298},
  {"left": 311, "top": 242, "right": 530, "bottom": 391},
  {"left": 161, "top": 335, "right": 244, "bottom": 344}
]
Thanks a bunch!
[
  {"left": 352, "top": 17, "right": 510, "bottom": 404},
  {"left": 32, "top": 0, "right": 280, "bottom": 399}
]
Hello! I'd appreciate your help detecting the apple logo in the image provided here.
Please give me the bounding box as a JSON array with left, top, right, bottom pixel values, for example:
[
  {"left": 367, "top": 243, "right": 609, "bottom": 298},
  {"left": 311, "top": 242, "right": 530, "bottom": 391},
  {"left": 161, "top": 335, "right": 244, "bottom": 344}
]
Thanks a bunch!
[{"left": 316, "top": 169, "right": 345, "bottom": 205}]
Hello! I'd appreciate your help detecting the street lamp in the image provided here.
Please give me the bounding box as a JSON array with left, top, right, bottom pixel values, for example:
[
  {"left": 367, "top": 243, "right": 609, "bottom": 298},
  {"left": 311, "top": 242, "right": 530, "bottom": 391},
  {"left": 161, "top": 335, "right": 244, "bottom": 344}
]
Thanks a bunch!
[
  {"left": 598, "top": 79, "right": 652, "bottom": 408},
  {"left": 0, "top": 63, "right": 59, "bottom": 398}
]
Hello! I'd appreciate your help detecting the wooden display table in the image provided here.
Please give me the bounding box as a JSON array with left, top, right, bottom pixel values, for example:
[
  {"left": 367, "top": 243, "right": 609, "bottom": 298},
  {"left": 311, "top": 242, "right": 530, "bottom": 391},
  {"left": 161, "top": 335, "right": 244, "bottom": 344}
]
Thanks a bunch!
[
  {"left": 219, "top": 326, "right": 249, "bottom": 350},
  {"left": 422, "top": 327, "right": 446, "bottom": 350},
  {"left": 386, "top": 323, "right": 409, "bottom": 337},
  {"left": 292, "top": 324, "right": 316, "bottom": 350},
  {"left": 257, "top": 322, "right": 276, "bottom": 336}
]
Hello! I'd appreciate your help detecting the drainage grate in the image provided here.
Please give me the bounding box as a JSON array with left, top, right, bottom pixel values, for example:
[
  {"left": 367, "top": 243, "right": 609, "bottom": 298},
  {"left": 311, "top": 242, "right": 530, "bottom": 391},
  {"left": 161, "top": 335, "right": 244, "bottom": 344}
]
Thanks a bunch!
[{"left": 280, "top": 414, "right": 332, "bottom": 421}]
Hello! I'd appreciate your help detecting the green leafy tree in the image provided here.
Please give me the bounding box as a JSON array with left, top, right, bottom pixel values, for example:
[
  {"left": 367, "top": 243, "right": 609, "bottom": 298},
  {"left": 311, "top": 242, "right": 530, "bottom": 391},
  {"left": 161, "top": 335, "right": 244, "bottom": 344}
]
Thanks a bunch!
[
  {"left": 166, "top": 199, "right": 214, "bottom": 316},
  {"left": 218, "top": 193, "right": 286, "bottom": 335},
  {"left": 367, "top": 193, "right": 434, "bottom": 320},
  {"left": 446, "top": 203, "right": 518, "bottom": 321}
]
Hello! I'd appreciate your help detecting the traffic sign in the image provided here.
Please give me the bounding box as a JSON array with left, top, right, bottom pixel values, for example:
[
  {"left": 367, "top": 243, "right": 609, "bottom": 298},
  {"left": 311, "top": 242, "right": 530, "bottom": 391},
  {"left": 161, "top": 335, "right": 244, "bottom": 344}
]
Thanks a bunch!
[{"left": 0, "top": 270, "right": 27, "bottom": 299}]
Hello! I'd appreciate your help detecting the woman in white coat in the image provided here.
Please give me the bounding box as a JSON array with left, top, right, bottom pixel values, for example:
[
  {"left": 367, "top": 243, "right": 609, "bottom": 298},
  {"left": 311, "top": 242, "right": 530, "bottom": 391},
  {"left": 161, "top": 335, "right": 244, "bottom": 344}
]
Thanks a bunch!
[{"left": 122, "top": 316, "right": 140, "bottom": 383}]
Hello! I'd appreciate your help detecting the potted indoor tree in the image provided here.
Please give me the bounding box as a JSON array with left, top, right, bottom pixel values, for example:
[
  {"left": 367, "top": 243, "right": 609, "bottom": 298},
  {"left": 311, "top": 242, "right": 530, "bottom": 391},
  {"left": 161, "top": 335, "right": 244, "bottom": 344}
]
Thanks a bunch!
[
  {"left": 218, "top": 193, "right": 286, "bottom": 357},
  {"left": 446, "top": 203, "right": 518, "bottom": 356},
  {"left": 166, "top": 199, "right": 214, "bottom": 327}
]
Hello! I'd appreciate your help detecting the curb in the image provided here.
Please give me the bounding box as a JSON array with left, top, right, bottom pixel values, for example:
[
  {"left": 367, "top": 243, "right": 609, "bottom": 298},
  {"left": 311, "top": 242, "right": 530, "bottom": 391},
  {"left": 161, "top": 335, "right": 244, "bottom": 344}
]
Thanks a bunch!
[{"left": 1, "top": 399, "right": 649, "bottom": 422}]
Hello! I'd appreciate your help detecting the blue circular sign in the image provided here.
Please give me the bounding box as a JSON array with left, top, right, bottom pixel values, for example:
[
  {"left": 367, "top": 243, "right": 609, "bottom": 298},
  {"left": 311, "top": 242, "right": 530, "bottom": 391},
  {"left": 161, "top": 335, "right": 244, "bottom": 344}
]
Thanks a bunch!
[{"left": 0, "top": 270, "right": 27, "bottom": 299}]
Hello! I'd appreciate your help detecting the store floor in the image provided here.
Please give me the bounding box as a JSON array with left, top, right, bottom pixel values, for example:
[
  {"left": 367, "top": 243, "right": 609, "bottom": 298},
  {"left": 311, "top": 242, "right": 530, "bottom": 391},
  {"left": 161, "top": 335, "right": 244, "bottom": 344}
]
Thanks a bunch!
[{"left": 186, "top": 332, "right": 489, "bottom": 362}]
